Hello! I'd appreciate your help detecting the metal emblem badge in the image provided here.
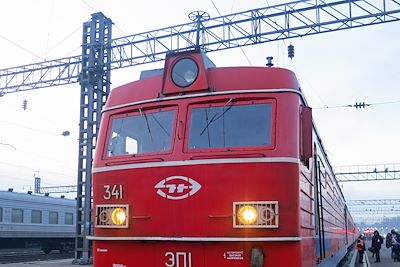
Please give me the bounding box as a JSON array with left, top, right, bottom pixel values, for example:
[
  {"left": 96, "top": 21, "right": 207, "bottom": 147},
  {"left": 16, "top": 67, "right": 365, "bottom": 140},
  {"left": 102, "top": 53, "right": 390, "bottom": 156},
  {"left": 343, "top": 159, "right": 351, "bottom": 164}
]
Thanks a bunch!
[{"left": 155, "top": 176, "right": 201, "bottom": 200}]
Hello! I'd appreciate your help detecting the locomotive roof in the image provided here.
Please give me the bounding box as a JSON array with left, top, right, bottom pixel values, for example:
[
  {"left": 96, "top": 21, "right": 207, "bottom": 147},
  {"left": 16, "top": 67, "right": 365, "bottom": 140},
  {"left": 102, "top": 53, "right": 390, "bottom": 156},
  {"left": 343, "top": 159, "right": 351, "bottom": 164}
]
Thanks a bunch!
[{"left": 105, "top": 66, "right": 301, "bottom": 110}]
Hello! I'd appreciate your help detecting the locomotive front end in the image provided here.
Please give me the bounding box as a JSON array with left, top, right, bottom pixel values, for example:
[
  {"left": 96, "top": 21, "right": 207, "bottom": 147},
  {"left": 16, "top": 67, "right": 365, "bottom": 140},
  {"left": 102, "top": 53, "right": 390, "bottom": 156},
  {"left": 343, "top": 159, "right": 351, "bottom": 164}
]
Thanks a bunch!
[{"left": 90, "top": 50, "right": 308, "bottom": 267}]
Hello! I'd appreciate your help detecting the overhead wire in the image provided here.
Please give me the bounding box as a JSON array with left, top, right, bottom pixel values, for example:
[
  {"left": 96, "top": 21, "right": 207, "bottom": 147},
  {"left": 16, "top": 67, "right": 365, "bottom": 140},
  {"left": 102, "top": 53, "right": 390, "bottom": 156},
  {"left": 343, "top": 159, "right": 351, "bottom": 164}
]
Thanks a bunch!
[
  {"left": 0, "top": 33, "right": 45, "bottom": 61},
  {"left": 263, "top": 0, "right": 330, "bottom": 108},
  {"left": 0, "top": 161, "right": 76, "bottom": 179},
  {"left": 0, "top": 20, "right": 81, "bottom": 66},
  {"left": 34, "top": 25, "right": 82, "bottom": 62},
  {"left": 210, "top": 0, "right": 253, "bottom": 66},
  {"left": 0, "top": 118, "right": 79, "bottom": 145},
  {"left": 314, "top": 99, "right": 400, "bottom": 110},
  {"left": 290, "top": 60, "right": 329, "bottom": 108},
  {"left": 80, "top": 0, "right": 97, "bottom": 12},
  {"left": 80, "top": 0, "right": 128, "bottom": 37},
  {"left": 0, "top": 119, "right": 74, "bottom": 138},
  {"left": 0, "top": 159, "right": 77, "bottom": 189},
  {"left": 45, "top": 0, "right": 55, "bottom": 55},
  {"left": 0, "top": 2, "right": 80, "bottom": 64}
]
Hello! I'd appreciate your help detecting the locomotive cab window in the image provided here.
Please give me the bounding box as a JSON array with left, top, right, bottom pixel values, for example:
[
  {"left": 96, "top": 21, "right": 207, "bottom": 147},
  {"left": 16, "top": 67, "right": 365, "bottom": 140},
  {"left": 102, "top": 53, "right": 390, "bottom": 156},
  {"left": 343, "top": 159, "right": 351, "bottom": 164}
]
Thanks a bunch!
[
  {"left": 188, "top": 100, "right": 274, "bottom": 150},
  {"left": 106, "top": 108, "right": 176, "bottom": 157}
]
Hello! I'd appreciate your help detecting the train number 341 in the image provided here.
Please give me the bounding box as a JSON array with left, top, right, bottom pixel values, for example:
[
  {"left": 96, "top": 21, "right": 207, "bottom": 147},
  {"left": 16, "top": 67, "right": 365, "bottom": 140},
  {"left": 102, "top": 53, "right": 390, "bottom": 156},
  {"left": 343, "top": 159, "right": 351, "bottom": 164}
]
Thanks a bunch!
[{"left": 103, "top": 184, "right": 123, "bottom": 200}]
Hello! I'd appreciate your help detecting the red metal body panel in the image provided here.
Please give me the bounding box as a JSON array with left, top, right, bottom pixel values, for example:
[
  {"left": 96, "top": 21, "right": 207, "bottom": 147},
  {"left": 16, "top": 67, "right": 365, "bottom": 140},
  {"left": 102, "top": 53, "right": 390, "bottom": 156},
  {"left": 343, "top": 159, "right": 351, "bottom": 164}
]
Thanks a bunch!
[
  {"left": 92, "top": 52, "right": 356, "bottom": 267},
  {"left": 94, "top": 163, "right": 300, "bottom": 238},
  {"left": 94, "top": 241, "right": 302, "bottom": 267}
]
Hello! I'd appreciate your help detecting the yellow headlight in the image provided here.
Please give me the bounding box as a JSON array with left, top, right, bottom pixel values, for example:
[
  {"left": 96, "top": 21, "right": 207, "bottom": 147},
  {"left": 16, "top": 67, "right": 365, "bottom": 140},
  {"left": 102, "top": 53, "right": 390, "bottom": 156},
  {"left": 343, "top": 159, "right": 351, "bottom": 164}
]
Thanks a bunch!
[
  {"left": 111, "top": 207, "right": 127, "bottom": 226},
  {"left": 238, "top": 205, "right": 257, "bottom": 225}
]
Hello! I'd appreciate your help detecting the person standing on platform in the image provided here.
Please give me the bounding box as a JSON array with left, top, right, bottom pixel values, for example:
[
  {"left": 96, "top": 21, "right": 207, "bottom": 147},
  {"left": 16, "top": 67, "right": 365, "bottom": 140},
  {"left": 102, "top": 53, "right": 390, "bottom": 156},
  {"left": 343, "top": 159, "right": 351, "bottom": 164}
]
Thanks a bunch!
[
  {"left": 391, "top": 229, "right": 400, "bottom": 262},
  {"left": 371, "top": 230, "right": 384, "bottom": 262},
  {"left": 356, "top": 235, "right": 366, "bottom": 264}
]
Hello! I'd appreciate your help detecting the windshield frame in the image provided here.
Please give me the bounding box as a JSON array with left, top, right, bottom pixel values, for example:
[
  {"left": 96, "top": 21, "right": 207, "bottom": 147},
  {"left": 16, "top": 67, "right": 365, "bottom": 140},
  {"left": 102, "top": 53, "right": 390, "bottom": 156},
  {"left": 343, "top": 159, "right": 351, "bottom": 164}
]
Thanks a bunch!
[
  {"left": 184, "top": 97, "right": 276, "bottom": 153},
  {"left": 103, "top": 105, "right": 178, "bottom": 159}
]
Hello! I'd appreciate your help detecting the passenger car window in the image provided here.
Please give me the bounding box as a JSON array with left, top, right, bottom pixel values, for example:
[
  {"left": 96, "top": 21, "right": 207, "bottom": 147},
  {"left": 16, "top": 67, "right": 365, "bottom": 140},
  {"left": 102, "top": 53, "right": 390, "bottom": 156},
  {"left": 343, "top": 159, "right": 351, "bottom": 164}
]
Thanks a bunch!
[
  {"left": 31, "top": 210, "right": 42, "bottom": 224},
  {"left": 12, "top": 208, "right": 23, "bottom": 223},
  {"left": 65, "top": 213, "right": 74, "bottom": 225},
  {"left": 49, "top": 211, "right": 58, "bottom": 224},
  {"left": 107, "top": 109, "right": 175, "bottom": 156},
  {"left": 189, "top": 103, "right": 272, "bottom": 149}
]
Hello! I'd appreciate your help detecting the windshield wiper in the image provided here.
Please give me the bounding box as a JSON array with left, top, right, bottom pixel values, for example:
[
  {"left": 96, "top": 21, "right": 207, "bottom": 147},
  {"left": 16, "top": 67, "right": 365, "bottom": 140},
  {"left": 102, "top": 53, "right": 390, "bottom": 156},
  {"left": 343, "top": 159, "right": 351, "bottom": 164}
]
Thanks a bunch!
[
  {"left": 139, "top": 108, "right": 153, "bottom": 141},
  {"left": 151, "top": 113, "right": 171, "bottom": 137},
  {"left": 199, "top": 98, "right": 235, "bottom": 136}
]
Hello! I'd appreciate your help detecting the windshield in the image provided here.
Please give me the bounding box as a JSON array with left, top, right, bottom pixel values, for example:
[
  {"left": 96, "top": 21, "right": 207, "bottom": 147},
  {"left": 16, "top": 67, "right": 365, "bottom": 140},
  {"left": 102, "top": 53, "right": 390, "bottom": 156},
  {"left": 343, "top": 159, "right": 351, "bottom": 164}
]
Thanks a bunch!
[
  {"left": 188, "top": 103, "right": 273, "bottom": 149},
  {"left": 107, "top": 109, "right": 175, "bottom": 156}
]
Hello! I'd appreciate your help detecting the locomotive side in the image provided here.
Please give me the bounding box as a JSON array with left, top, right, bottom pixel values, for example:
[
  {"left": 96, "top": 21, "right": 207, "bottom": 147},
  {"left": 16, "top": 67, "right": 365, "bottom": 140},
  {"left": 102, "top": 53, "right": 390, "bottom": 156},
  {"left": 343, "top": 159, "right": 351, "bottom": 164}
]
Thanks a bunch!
[
  {"left": 0, "top": 190, "right": 76, "bottom": 254},
  {"left": 90, "top": 50, "right": 356, "bottom": 267}
]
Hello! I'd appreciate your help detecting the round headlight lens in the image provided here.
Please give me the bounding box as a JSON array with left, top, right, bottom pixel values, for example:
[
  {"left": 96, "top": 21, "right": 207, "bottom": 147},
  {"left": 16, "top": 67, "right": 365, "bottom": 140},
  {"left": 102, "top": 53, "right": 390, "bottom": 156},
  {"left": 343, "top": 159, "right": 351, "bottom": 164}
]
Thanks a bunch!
[
  {"left": 111, "top": 207, "right": 127, "bottom": 226},
  {"left": 171, "top": 58, "right": 199, "bottom": 87},
  {"left": 238, "top": 205, "right": 257, "bottom": 225}
]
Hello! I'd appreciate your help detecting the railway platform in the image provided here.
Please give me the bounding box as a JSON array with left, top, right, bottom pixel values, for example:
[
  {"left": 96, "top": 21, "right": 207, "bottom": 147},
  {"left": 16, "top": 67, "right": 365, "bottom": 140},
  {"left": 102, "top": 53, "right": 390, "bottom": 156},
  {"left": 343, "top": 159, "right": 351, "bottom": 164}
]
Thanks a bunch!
[
  {"left": 0, "top": 259, "right": 92, "bottom": 267},
  {"left": 2, "top": 243, "right": 397, "bottom": 267},
  {"left": 352, "top": 240, "right": 399, "bottom": 267}
]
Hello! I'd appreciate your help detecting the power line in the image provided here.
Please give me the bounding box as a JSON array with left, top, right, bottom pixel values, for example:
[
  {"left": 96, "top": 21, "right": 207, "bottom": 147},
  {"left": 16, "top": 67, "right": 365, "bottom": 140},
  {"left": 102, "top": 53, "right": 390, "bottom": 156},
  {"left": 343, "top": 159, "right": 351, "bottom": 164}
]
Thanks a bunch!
[
  {"left": 290, "top": 60, "right": 329, "bottom": 108},
  {"left": 0, "top": 33, "right": 44, "bottom": 61},
  {"left": 0, "top": 161, "right": 76, "bottom": 180},
  {"left": 210, "top": 0, "right": 253, "bottom": 66},
  {"left": 314, "top": 99, "right": 400, "bottom": 110},
  {"left": 80, "top": 0, "right": 127, "bottom": 37},
  {"left": 80, "top": 0, "right": 97, "bottom": 12},
  {"left": 0, "top": 142, "right": 16, "bottom": 150},
  {"left": 0, "top": 19, "right": 81, "bottom": 65},
  {"left": 260, "top": 0, "right": 330, "bottom": 109},
  {"left": 35, "top": 26, "right": 82, "bottom": 62},
  {"left": 0, "top": 119, "right": 65, "bottom": 136}
]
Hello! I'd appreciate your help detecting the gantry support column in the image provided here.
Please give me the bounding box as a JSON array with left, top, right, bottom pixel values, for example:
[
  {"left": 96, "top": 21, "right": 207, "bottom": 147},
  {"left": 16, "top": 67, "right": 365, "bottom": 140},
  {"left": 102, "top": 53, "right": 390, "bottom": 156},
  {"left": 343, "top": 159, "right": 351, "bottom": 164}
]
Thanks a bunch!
[{"left": 75, "top": 12, "right": 112, "bottom": 264}]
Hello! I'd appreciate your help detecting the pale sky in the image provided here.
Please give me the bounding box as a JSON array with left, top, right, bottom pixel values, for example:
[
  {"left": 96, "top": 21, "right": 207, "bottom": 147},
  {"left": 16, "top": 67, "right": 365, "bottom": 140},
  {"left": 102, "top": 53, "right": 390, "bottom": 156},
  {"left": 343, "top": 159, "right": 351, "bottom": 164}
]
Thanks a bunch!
[{"left": 0, "top": 0, "right": 399, "bottom": 205}]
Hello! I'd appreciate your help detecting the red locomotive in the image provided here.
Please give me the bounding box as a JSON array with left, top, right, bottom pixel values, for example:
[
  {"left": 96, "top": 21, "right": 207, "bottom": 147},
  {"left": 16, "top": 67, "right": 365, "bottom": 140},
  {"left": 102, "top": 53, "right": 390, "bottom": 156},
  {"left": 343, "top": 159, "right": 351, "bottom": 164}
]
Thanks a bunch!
[{"left": 89, "top": 49, "right": 357, "bottom": 267}]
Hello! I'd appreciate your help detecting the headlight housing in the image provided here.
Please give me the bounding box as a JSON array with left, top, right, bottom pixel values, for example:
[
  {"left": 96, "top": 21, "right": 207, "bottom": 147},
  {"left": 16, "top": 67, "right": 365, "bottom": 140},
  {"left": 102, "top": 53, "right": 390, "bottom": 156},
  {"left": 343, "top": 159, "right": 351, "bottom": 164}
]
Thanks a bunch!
[
  {"left": 111, "top": 207, "right": 127, "bottom": 226},
  {"left": 233, "top": 201, "right": 279, "bottom": 228},
  {"left": 96, "top": 204, "right": 129, "bottom": 228},
  {"left": 171, "top": 57, "right": 199, "bottom": 87},
  {"left": 237, "top": 205, "right": 258, "bottom": 225}
]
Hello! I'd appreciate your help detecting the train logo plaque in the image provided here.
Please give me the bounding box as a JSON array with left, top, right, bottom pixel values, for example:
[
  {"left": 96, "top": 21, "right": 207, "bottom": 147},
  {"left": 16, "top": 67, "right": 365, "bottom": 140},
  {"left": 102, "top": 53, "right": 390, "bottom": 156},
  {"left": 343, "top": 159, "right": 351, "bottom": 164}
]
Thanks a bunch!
[{"left": 155, "top": 176, "right": 201, "bottom": 200}]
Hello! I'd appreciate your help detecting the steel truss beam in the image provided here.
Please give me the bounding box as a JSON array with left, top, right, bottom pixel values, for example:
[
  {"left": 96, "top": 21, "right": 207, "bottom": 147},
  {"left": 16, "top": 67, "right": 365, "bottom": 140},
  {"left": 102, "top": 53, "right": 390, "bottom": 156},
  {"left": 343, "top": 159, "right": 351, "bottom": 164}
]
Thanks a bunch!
[
  {"left": 346, "top": 199, "right": 400, "bottom": 223},
  {"left": 1, "top": 0, "right": 400, "bottom": 94},
  {"left": 39, "top": 185, "right": 77, "bottom": 194},
  {"left": 347, "top": 199, "right": 400, "bottom": 205},
  {"left": 353, "top": 216, "right": 400, "bottom": 224},
  {"left": 350, "top": 208, "right": 400, "bottom": 214},
  {"left": 335, "top": 163, "right": 400, "bottom": 182}
]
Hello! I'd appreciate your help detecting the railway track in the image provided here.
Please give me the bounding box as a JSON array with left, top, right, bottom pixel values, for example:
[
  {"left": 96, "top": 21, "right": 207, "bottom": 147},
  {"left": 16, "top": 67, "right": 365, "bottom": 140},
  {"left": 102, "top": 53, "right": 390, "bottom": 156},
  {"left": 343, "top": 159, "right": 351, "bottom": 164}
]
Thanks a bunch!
[{"left": 0, "top": 248, "right": 73, "bottom": 264}]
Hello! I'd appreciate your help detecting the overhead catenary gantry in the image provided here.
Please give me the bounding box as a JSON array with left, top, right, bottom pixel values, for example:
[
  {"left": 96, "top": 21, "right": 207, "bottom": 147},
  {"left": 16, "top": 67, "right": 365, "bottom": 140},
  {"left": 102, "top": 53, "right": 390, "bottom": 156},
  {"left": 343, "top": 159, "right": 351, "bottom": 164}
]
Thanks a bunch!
[
  {"left": 346, "top": 199, "right": 400, "bottom": 225},
  {"left": 335, "top": 163, "right": 400, "bottom": 182},
  {"left": 347, "top": 199, "right": 400, "bottom": 206},
  {"left": 1, "top": 0, "right": 400, "bottom": 93},
  {"left": 1, "top": 0, "right": 400, "bottom": 263}
]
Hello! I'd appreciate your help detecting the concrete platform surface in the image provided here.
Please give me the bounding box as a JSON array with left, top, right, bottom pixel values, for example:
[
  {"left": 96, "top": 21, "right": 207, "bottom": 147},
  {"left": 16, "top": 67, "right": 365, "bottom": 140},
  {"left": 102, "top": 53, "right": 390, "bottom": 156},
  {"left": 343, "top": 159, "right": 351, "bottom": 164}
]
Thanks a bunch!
[
  {"left": 354, "top": 240, "right": 400, "bottom": 267},
  {"left": 366, "top": 244, "right": 399, "bottom": 267}
]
